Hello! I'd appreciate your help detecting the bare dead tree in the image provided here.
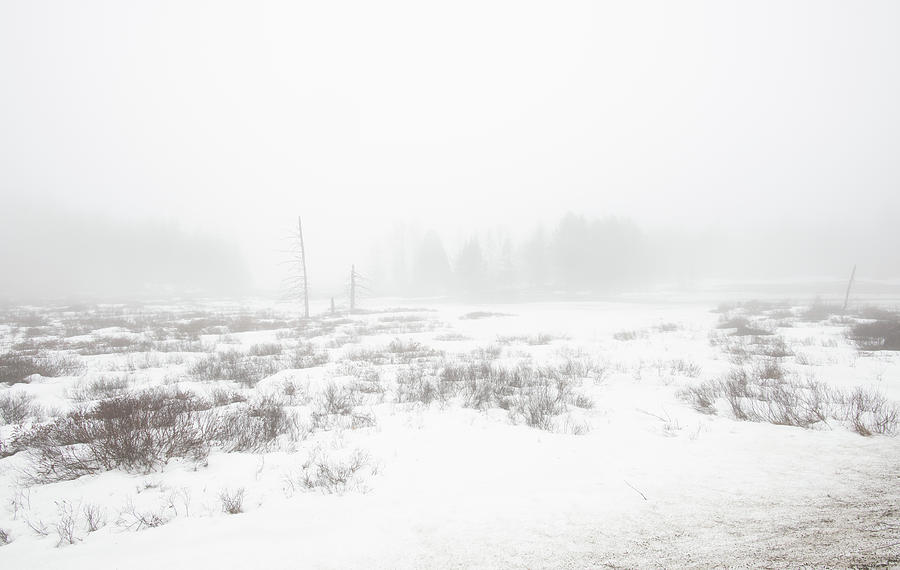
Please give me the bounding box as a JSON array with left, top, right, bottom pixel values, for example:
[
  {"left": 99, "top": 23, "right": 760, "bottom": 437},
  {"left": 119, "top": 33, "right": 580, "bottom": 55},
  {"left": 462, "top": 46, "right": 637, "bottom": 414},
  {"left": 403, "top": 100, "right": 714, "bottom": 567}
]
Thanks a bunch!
[
  {"left": 843, "top": 264, "right": 856, "bottom": 312},
  {"left": 282, "top": 216, "right": 310, "bottom": 318},
  {"left": 349, "top": 265, "right": 369, "bottom": 312}
]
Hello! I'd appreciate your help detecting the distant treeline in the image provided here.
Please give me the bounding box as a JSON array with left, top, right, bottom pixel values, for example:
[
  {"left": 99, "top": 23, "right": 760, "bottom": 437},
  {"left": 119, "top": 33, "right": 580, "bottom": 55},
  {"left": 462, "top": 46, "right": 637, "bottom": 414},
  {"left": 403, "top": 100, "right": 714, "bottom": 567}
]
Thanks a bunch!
[
  {"left": 363, "top": 210, "right": 900, "bottom": 300},
  {"left": 367, "top": 213, "right": 660, "bottom": 299}
]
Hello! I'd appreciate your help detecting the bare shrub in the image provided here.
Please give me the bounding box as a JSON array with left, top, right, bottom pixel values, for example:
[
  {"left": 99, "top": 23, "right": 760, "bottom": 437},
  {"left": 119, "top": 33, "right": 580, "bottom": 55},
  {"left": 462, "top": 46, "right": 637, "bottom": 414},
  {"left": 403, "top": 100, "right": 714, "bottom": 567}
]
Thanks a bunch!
[
  {"left": 248, "top": 343, "right": 282, "bottom": 357},
  {"left": 753, "top": 359, "right": 785, "bottom": 381},
  {"left": 0, "top": 392, "right": 43, "bottom": 424},
  {"left": 0, "top": 352, "right": 84, "bottom": 384},
  {"left": 848, "top": 319, "right": 900, "bottom": 351},
  {"left": 557, "top": 353, "right": 609, "bottom": 383},
  {"left": 219, "top": 488, "right": 245, "bottom": 514},
  {"left": 54, "top": 500, "right": 81, "bottom": 546},
  {"left": 344, "top": 347, "right": 390, "bottom": 364},
  {"left": 802, "top": 301, "right": 841, "bottom": 322},
  {"left": 571, "top": 393, "right": 594, "bottom": 409},
  {"left": 149, "top": 339, "right": 208, "bottom": 353},
  {"left": 668, "top": 359, "right": 702, "bottom": 378},
  {"left": 117, "top": 500, "right": 171, "bottom": 531},
  {"left": 68, "top": 375, "right": 132, "bottom": 402},
  {"left": 434, "top": 332, "right": 470, "bottom": 341},
  {"left": 460, "top": 311, "right": 512, "bottom": 320},
  {"left": 316, "top": 382, "right": 357, "bottom": 416},
  {"left": 749, "top": 336, "right": 794, "bottom": 358},
  {"left": 292, "top": 448, "right": 373, "bottom": 494},
  {"left": 189, "top": 351, "right": 281, "bottom": 386},
  {"left": 83, "top": 503, "right": 107, "bottom": 532},
  {"left": 613, "top": 330, "right": 642, "bottom": 341},
  {"left": 470, "top": 344, "right": 502, "bottom": 360},
  {"left": 209, "top": 387, "right": 247, "bottom": 407},
  {"left": 682, "top": 367, "right": 829, "bottom": 429},
  {"left": 281, "top": 379, "right": 310, "bottom": 403},
  {"left": 386, "top": 338, "right": 441, "bottom": 361},
  {"left": 26, "top": 516, "right": 49, "bottom": 537},
  {"left": 838, "top": 387, "right": 899, "bottom": 436},
  {"left": 497, "top": 333, "right": 560, "bottom": 345},
  {"left": 21, "top": 388, "right": 211, "bottom": 483},
  {"left": 69, "top": 335, "right": 153, "bottom": 355},
  {"left": 288, "top": 342, "right": 329, "bottom": 369},
  {"left": 717, "top": 316, "right": 773, "bottom": 336},
  {"left": 509, "top": 386, "right": 568, "bottom": 431},
  {"left": 679, "top": 382, "right": 719, "bottom": 414},
  {"left": 395, "top": 363, "right": 454, "bottom": 406},
  {"left": 210, "top": 395, "right": 299, "bottom": 452}
]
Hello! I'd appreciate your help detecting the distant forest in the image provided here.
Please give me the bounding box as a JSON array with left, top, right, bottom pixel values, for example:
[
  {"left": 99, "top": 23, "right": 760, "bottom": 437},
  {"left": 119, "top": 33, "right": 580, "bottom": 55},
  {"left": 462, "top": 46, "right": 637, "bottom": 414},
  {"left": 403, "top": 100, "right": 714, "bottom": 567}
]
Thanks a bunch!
[
  {"left": 366, "top": 213, "right": 663, "bottom": 299},
  {"left": 362, "top": 211, "right": 896, "bottom": 300}
]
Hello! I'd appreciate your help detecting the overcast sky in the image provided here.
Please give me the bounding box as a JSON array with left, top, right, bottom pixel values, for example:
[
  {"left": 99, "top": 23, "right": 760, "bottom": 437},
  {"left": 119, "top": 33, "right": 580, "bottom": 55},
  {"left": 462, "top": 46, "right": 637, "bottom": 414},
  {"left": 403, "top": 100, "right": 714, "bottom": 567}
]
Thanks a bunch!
[{"left": 1, "top": 1, "right": 898, "bottom": 296}]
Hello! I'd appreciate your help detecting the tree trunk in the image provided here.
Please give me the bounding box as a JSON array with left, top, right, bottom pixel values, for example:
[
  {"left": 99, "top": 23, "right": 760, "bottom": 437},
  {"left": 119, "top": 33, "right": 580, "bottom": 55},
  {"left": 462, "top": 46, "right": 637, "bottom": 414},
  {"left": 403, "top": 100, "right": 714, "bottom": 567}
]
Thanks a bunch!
[{"left": 298, "top": 216, "right": 309, "bottom": 319}]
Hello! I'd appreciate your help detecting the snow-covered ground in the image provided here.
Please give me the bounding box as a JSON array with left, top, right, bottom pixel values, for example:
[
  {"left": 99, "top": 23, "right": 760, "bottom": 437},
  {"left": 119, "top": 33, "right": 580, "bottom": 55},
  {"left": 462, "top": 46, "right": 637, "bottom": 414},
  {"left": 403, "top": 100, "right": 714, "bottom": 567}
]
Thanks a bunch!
[{"left": 0, "top": 297, "right": 898, "bottom": 568}]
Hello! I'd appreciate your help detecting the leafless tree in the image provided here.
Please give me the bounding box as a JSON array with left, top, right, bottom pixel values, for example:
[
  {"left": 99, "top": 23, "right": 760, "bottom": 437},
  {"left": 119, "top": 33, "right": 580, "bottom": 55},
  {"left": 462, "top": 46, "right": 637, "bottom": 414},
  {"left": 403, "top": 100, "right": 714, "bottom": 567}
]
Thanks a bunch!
[
  {"left": 282, "top": 216, "right": 310, "bottom": 318},
  {"left": 349, "top": 264, "right": 369, "bottom": 312}
]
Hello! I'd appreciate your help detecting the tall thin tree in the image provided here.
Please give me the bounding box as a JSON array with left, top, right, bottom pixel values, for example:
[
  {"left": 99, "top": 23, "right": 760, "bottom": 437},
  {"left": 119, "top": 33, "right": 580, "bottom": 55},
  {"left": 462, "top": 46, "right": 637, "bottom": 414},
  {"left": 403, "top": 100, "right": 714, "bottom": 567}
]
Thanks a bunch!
[
  {"left": 298, "top": 216, "right": 309, "bottom": 318},
  {"left": 349, "top": 264, "right": 368, "bottom": 312},
  {"left": 282, "top": 216, "right": 310, "bottom": 318},
  {"left": 843, "top": 264, "right": 856, "bottom": 312}
]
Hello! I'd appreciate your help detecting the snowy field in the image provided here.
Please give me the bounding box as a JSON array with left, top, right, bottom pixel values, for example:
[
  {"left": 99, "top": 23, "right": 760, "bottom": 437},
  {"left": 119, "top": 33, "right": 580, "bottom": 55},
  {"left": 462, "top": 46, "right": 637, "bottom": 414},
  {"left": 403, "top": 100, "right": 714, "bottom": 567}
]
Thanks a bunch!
[{"left": 0, "top": 296, "right": 898, "bottom": 568}]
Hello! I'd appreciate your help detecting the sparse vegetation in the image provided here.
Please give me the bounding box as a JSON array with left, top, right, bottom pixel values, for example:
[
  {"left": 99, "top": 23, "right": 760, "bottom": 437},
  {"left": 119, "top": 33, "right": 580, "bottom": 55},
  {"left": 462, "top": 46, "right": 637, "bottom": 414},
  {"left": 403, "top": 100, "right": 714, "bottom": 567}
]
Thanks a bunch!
[
  {"left": 0, "top": 352, "right": 84, "bottom": 384},
  {"left": 290, "top": 448, "right": 373, "bottom": 495},
  {"left": 189, "top": 351, "right": 282, "bottom": 385},
  {"left": 20, "top": 389, "right": 212, "bottom": 482},
  {"left": 848, "top": 318, "right": 900, "bottom": 351},
  {"left": 679, "top": 364, "right": 898, "bottom": 436},
  {"left": 0, "top": 392, "right": 43, "bottom": 424},
  {"left": 219, "top": 488, "right": 245, "bottom": 514}
]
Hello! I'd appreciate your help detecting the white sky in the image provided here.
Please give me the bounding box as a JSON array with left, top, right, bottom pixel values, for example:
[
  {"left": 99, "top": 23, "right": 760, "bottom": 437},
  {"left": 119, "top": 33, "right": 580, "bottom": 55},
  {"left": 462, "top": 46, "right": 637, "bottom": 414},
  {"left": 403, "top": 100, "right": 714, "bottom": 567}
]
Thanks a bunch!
[{"left": 1, "top": 0, "right": 898, "bottom": 292}]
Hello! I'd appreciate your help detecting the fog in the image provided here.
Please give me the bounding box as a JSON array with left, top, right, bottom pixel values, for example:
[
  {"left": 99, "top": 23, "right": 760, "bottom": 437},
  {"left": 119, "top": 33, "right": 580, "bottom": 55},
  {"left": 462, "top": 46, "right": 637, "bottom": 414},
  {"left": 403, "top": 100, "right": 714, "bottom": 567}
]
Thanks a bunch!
[{"left": 2, "top": 0, "right": 899, "bottom": 301}]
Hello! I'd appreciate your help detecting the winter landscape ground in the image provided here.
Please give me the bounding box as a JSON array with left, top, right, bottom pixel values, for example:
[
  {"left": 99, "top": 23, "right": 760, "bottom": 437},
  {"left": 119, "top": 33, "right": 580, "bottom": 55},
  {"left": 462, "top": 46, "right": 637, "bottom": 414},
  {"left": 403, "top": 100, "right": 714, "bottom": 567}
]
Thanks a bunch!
[{"left": 0, "top": 293, "right": 898, "bottom": 569}]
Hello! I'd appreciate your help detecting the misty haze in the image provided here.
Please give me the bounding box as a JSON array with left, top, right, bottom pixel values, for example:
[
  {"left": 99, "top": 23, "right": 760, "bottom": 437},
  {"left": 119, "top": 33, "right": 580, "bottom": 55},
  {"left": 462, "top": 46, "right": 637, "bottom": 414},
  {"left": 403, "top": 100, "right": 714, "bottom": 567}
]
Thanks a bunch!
[{"left": 1, "top": 1, "right": 899, "bottom": 568}]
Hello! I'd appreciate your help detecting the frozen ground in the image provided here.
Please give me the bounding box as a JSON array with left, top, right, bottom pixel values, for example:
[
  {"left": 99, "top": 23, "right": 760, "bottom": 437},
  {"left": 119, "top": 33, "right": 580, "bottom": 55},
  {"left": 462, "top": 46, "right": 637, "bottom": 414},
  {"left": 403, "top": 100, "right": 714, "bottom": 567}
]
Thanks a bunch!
[{"left": 0, "top": 297, "right": 898, "bottom": 568}]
